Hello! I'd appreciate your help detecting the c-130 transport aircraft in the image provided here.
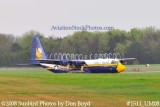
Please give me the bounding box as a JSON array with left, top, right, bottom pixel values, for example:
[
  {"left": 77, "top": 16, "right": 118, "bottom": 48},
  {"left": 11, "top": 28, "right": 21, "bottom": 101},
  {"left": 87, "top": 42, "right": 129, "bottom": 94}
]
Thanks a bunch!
[{"left": 25, "top": 36, "right": 135, "bottom": 73}]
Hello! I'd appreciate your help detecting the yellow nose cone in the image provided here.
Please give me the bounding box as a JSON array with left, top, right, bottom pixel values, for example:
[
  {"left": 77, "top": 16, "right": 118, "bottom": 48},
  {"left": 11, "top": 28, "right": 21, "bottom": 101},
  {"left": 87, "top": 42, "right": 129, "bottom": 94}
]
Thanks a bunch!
[{"left": 116, "top": 62, "right": 126, "bottom": 73}]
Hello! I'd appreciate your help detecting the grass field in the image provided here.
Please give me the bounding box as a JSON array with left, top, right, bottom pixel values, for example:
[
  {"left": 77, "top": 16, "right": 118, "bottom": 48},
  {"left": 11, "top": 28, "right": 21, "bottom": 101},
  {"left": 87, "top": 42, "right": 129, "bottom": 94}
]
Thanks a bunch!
[{"left": 0, "top": 65, "right": 160, "bottom": 107}]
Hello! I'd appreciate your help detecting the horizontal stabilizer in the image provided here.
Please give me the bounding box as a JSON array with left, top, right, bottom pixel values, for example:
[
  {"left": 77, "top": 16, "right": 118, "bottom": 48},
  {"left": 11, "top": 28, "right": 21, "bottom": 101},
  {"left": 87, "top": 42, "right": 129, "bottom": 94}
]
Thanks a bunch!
[{"left": 17, "top": 63, "right": 40, "bottom": 66}]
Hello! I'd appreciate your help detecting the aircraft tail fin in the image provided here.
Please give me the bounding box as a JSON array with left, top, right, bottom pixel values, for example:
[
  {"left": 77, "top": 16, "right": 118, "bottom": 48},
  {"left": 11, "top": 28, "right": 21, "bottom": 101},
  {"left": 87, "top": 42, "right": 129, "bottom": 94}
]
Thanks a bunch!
[{"left": 30, "top": 36, "right": 48, "bottom": 64}]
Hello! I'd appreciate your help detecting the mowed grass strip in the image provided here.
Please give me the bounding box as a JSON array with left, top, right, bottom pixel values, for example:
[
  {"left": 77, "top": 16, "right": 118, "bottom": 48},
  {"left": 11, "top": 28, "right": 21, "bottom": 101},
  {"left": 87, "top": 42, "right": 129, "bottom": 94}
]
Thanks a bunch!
[{"left": 0, "top": 67, "right": 160, "bottom": 107}]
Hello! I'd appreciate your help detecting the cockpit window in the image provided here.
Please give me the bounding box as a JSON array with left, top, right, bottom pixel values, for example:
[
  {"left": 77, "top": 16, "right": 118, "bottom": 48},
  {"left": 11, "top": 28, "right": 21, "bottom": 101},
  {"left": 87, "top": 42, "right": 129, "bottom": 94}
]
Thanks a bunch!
[{"left": 111, "top": 60, "right": 118, "bottom": 64}]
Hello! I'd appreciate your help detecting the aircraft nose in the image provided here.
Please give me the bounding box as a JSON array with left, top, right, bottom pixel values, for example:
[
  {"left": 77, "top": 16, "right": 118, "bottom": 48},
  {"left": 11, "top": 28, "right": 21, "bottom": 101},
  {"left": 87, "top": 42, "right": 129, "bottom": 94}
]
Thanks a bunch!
[{"left": 116, "top": 62, "right": 126, "bottom": 73}]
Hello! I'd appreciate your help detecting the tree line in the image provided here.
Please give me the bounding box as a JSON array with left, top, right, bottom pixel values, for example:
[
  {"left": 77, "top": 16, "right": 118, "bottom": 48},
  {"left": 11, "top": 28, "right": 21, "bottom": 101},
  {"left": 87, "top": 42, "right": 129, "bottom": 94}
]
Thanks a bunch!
[{"left": 0, "top": 27, "right": 160, "bottom": 66}]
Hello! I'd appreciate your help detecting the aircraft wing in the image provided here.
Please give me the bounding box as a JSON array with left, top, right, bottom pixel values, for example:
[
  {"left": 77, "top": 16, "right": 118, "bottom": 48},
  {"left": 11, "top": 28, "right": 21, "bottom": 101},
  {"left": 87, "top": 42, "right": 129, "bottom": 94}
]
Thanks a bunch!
[
  {"left": 118, "top": 58, "right": 135, "bottom": 64},
  {"left": 30, "top": 59, "right": 63, "bottom": 64},
  {"left": 83, "top": 64, "right": 117, "bottom": 68},
  {"left": 119, "top": 58, "right": 135, "bottom": 61},
  {"left": 30, "top": 59, "right": 86, "bottom": 67}
]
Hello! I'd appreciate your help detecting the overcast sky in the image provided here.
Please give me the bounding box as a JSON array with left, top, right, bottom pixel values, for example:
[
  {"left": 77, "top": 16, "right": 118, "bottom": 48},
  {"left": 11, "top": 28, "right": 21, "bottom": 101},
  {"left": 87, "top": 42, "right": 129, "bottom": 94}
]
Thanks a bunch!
[{"left": 0, "top": 0, "right": 160, "bottom": 37}]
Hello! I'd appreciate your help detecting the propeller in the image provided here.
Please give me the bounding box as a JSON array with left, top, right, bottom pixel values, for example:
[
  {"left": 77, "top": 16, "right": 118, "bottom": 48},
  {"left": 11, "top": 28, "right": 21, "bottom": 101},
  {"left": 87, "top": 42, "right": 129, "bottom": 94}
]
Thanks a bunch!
[
  {"left": 80, "top": 62, "right": 88, "bottom": 72},
  {"left": 80, "top": 66, "right": 84, "bottom": 71}
]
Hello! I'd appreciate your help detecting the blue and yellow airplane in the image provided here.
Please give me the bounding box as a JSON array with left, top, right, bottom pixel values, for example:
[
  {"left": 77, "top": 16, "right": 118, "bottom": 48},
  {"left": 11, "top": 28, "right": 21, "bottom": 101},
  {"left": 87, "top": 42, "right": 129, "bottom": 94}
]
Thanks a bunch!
[{"left": 29, "top": 36, "right": 135, "bottom": 73}]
